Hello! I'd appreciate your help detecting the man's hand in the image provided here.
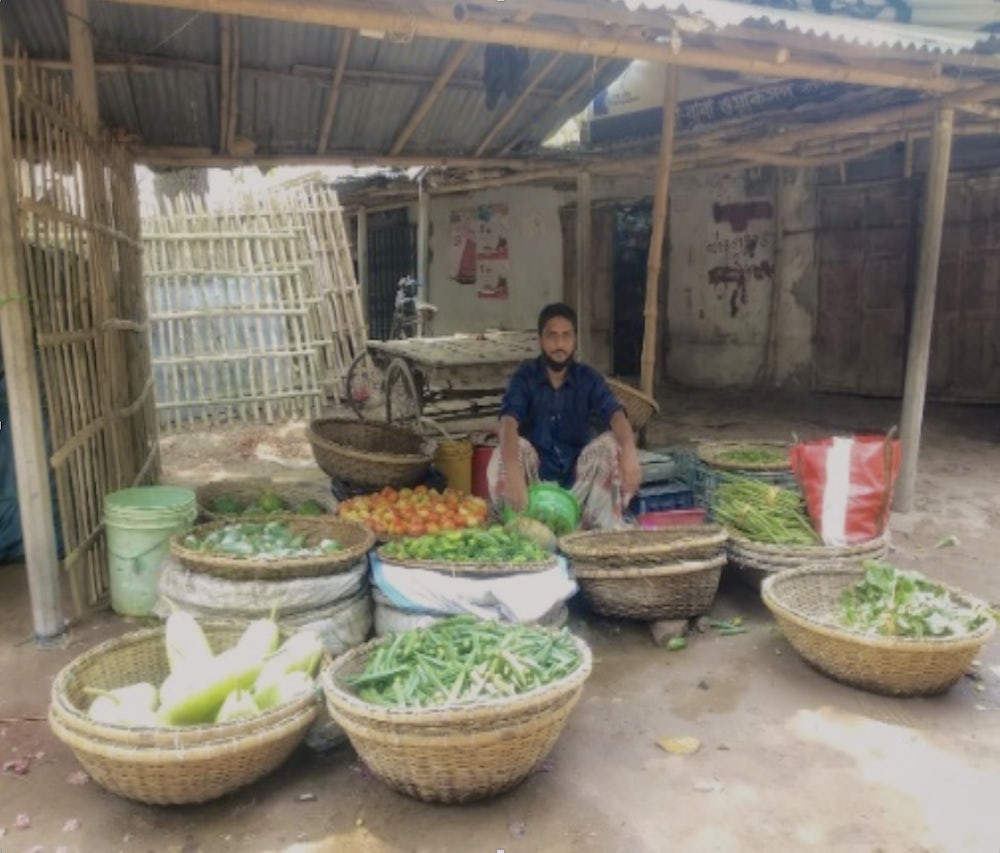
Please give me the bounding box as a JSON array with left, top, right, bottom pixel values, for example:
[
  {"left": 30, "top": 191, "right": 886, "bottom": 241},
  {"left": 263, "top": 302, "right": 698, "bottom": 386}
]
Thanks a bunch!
[
  {"left": 503, "top": 469, "right": 529, "bottom": 513},
  {"left": 619, "top": 445, "right": 641, "bottom": 506},
  {"left": 610, "top": 409, "right": 641, "bottom": 506}
]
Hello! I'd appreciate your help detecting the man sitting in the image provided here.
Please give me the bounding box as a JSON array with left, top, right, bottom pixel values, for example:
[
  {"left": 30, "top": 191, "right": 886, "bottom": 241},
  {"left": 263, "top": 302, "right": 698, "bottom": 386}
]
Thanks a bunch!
[{"left": 487, "top": 302, "right": 641, "bottom": 529}]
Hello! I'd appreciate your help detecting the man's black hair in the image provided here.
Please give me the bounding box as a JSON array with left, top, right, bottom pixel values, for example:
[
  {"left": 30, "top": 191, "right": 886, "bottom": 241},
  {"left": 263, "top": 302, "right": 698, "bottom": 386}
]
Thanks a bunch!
[{"left": 537, "top": 302, "right": 577, "bottom": 336}]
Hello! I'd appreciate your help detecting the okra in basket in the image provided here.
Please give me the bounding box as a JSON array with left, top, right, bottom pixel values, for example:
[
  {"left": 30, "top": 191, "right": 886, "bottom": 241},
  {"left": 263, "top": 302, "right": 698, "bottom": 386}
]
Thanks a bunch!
[{"left": 343, "top": 616, "right": 584, "bottom": 708}]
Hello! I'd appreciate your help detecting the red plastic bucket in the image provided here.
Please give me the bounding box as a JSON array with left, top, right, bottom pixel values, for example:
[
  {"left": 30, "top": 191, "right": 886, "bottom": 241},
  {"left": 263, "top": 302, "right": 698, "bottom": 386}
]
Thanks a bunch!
[{"left": 469, "top": 430, "right": 498, "bottom": 500}]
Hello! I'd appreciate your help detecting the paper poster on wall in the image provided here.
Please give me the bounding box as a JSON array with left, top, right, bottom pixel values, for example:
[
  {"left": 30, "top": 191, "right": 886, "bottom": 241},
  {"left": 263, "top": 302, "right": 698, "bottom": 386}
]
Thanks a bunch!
[{"left": 449, "top": 203, "right": 509, "bottom": 299}]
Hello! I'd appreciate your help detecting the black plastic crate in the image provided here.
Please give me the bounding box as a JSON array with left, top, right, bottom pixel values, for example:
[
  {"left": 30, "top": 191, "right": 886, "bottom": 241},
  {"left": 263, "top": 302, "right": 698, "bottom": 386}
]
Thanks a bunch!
[{"left": 629, "top": 480, "right": 695, "bottom": 515}]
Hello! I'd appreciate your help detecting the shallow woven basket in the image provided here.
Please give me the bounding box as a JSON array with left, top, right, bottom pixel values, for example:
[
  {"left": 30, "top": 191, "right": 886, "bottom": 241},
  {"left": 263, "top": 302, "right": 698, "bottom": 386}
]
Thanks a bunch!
[
  {"left": 48, "top": 622, "right": 319, "bottom": 805},
  {"left": 307, "top": 418, "right": 436, "bottom": 488},
  {"left": 169, "top": 516, "right": 374, "bottom": 581},
  {"left": 696, "top": 440, "right": 792, "bottom": 472},
  {"left": 572, "top": 554, "right": 726, "bottom": 621},
  {"left": 559, "top": 525, "right": 728, "bottom": 568},
  {"left": 197, "top": 477, "right": 337, "bottom": 521},
  {"left": 605, "top": 377, "right": 660, "bottom": 431},
  {"left": 374, "top": 545, "right": 559, "bottom": 577},
  {"left": 761, "top": 565, "right": 996, "bottom": 697},
  {"left": 727, "top": 532, "right": 888, "bottom": 590},
  {"left": 321, "top": 633, "right": 592, "bottom": 804}
]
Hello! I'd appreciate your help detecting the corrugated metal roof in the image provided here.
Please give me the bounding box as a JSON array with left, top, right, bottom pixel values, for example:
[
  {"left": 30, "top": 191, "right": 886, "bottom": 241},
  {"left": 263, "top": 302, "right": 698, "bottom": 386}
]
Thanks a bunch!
[{"left": 617, "top": 0, "right": 996, "bottom": 52}]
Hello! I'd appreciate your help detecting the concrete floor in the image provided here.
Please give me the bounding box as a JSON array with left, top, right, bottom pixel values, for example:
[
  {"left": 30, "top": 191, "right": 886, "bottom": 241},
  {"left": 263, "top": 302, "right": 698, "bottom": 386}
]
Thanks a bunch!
[{"left": 1, "top": 388, "right": 998, "bottom": 853}]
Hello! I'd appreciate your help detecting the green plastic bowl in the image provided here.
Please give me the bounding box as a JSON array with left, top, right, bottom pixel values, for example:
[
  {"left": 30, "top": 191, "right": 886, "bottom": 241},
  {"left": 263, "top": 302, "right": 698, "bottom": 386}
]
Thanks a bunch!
[{"left": 503, "top": 483, "right": 582, "bottom": 532}]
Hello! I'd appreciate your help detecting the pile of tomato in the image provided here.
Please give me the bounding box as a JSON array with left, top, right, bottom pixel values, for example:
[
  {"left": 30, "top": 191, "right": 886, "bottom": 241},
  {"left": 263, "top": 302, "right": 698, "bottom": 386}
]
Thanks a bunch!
[{"left": 336, "top": 485, "right": 490, "bottom": 538}]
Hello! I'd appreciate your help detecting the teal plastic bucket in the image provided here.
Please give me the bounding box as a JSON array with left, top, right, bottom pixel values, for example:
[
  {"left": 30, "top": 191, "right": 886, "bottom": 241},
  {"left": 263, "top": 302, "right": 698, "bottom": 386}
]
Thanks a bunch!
[{"left": 104, "top": 486, "right": 197, "bottom": 616}]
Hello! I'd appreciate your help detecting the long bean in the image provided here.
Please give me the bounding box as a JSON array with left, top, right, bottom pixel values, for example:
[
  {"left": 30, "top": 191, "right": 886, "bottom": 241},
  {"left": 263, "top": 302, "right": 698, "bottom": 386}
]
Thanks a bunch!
[
  {"left": 712, "top": 476, "right": 819, "bottom": 545},
  {"left": 344, "top": 617, "right": 581, "bottom": 708}
]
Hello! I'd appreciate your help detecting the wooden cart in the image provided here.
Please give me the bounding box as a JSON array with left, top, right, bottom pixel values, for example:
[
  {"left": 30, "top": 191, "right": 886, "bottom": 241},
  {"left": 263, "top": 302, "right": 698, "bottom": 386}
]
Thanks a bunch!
[{"left": 345, "top": 331, "right": 537, "bottom": 425}]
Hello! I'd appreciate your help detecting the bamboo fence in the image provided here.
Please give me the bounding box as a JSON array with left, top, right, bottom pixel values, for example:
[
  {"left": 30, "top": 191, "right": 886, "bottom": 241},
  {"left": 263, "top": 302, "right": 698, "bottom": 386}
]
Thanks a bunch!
[{"left": 8, "top": 55, "right": 159, "bottom": 612}]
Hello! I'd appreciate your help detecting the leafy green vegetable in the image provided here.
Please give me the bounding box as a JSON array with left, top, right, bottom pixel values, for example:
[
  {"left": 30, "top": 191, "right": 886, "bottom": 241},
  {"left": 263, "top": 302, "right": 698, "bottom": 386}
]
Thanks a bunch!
[{"left": 840, "top": 560, "right": 990, "bottom": 638}]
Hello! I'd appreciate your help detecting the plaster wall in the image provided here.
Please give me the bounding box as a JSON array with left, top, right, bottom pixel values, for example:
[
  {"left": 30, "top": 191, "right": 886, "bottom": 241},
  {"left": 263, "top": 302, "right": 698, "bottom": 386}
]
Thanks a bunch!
[
  {"left": 667, "top": 167, "right": 779, "bottom": 387},
  {"left": 418, "top": 186, "right": 567, "bottom": 335}
]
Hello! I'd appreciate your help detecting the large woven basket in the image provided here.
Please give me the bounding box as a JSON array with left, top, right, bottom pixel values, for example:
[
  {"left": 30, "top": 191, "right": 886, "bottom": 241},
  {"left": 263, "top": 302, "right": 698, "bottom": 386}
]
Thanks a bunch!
[
  {"left": 727, "top": 532, "right": 888, "bottom": 590},
  {"left": 48, "top": 622, "right": 319, "bottom": 805},
  {"left": 197, "top": 478, "right": 337, "bottom": 521},
  {"left": 573, "top": 554, "right": 726, "bottom": 620},
  {"left": 321, "top": 633, "right": 592, "bottom": 803},
  {"left": 559, "top": 525, "right": 728, "bottom": 568},
  {"left": 307, "top": 418, "right": 436, "bottom": 488},
  {"left": 605, "top": 377, "right": 660, "bottom": 431},
  {"left": 169, "top": 516, "right": 374, "bottom": 581},
  {"left": 761, "top": 566, "right": 996, "bottom": 697}
]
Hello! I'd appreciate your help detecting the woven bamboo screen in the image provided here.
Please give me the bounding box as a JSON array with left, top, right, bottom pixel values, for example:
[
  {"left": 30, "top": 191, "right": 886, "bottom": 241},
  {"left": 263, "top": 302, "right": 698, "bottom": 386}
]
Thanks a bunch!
[
  {"left": 271, "top": 178, "right": 368, "bottom": 400},
  {"left": 143, "top": 195, "right": 325, "bottom": 430},
  {"left": 8, "top": 57, "right": 159, "bottom": 612}
]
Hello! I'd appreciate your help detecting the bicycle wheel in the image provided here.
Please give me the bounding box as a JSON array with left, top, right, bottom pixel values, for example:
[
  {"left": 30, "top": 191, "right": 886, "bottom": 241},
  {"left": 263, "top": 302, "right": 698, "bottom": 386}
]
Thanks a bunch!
[{"left": 384, "top": 358, "right": 422, "bottom": 427}]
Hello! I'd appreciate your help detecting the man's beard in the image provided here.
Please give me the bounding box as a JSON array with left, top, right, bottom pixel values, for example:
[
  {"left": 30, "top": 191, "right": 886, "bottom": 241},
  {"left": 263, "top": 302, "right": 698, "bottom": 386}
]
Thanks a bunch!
[{"left": 543, "top": 351, "right": 574, "bottom": 373}]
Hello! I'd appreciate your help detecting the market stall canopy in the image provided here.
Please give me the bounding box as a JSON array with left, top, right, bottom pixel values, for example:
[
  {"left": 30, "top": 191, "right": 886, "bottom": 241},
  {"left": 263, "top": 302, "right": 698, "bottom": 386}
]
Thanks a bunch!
[{"left": 1, "top": 0, "right": 996, "bottom": 171}]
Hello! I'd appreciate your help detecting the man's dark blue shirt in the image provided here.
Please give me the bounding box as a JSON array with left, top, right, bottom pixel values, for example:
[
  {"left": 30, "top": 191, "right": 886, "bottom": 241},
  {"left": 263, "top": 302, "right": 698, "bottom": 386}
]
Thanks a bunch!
[{"left": 499, "top": 357, "right": 622, "bottom": 487}]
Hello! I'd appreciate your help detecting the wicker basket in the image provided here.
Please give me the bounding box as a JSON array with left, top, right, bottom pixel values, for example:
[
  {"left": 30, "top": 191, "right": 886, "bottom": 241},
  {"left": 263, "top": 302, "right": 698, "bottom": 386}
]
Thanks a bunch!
[
  {"left": 197, "top": 478, "right": 337, "bottom": 521},
  {"left": 48, "top": 623, "right": 319, "bottom": 804},
  {"left": 169, "top": 517, "right": 374, "bottom": 581},
  {"left": 727, "top": 532, "right": 888, "bottom": 590},
  {"left": 307, "top": 418, "right": 436, "bottom": 488},
  {"left": 321, "top": 633, "right": 592, "bottom": 803},
  {"left": 605, "top": 377, "right": 660, "bottom": 431},
  {"left": 559, "top": 525, "right": 728, "bottom": 568},
  {"left": 761, "top": 566, "right": 996, "bottom": 697},
  {"left": 572, "top": 554, "right": 726, "bottom": 620}
]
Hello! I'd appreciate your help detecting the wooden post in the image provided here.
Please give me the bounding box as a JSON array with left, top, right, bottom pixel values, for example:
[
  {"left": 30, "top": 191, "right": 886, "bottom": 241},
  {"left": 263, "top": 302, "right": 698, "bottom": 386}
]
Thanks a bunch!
[
  {"left": 357, "top": 207, "right": 369, "bottom": 324},
  {"left": 575, "top": 170, "right": 592, "bottom": 359},
  {"left": 639, "top": 65, "right": 679, "bottom": 397},
  {"left": 0, "top": 47, "right": 64, "bottom": 639},
  {"left": 417, "top": 178, "right": 430, "bottom": 298},
  {"left": 65, "top": 0, "right": 99, "bottom": 125},
  {"left": 895, "top": 108, "right": 954, "bottom": 513}
]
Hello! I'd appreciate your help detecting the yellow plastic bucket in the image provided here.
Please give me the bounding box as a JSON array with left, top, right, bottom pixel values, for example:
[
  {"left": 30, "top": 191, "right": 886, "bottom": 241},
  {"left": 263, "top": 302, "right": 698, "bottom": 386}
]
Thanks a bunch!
[
  {"left": 104, "top": 486, "right": 197, "bottom": 616},
  {"left": 433, "top": 437, "right": 473, "bottom": 495}
]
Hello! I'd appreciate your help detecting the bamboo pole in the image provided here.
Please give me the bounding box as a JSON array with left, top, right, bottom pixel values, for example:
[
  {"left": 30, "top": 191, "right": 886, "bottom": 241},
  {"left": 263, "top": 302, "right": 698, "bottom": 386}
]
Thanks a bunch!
[
  {"left": 219, "top": 15, "right": 232, "bottom": 151},
  {"left": 104, "top": 0, "right": 980, "bottom": 95},
  {"left": 316, "top": 29, "right": 353, "bottom": 154},
  {"left": 575, "top": 170, "right": 592, "bottom": 359},
  {"left": 0, "top": 46, "right": 64, "bottom": 639},
  {"left": 389, "top": 41, "right": 475, "bottom": 156},
  {"left": 894, "top": 108, "right": 954, "bottom": 513},
  {"left": 638, "top": 65, "right": 678, "bottom": 397},
  {"left": 226, "top": 16, "right": 240, "bottom": 153},
  {"left": 417, "top": 177, "right": 430, "bottom": 297}
]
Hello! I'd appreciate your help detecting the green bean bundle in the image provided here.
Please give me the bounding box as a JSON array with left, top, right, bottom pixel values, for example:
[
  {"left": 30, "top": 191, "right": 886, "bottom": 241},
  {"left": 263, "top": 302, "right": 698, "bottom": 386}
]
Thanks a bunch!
[
  {"left": 712, "top": 476, "right": 820, "bottom": 545},
  {"left": 344, "top": 616, "right": 582, "bottom": 708}
]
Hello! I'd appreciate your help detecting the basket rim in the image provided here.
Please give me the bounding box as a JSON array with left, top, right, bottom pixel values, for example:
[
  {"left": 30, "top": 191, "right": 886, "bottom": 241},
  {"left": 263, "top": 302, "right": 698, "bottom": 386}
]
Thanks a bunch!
[
  {"left": 559, "top": 524, "right": 728, "bottom": 559},
  {"left": 307, "top": 417, "right": 437, "bottom": 464},
  {"left": 571, "top": 553, "right": 727, "bottom": 580},
  {"left": 696, "top": 439, "right": 792, "bottom": 471},
  {"left": 374, "top": 546, "right": 559, "bottom": 576},
  {"left": 761, "top": 565, "right": 997, "bottom": 650},
  {"left": 169, "top": 516, "right": 374, "bottom": 581},
  {"left": 321, "top": 631, "right": 592, "bottom": 725},
  {"left": 49, "top": 621, "right": 322, "bottom": 747}
]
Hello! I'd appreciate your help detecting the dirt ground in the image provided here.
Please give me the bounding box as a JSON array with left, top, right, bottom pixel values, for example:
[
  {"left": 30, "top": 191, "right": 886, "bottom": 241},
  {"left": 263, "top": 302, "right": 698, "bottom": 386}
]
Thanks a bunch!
[{"left": 1, "top": 387, "right": 998, "bottom": 853}]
